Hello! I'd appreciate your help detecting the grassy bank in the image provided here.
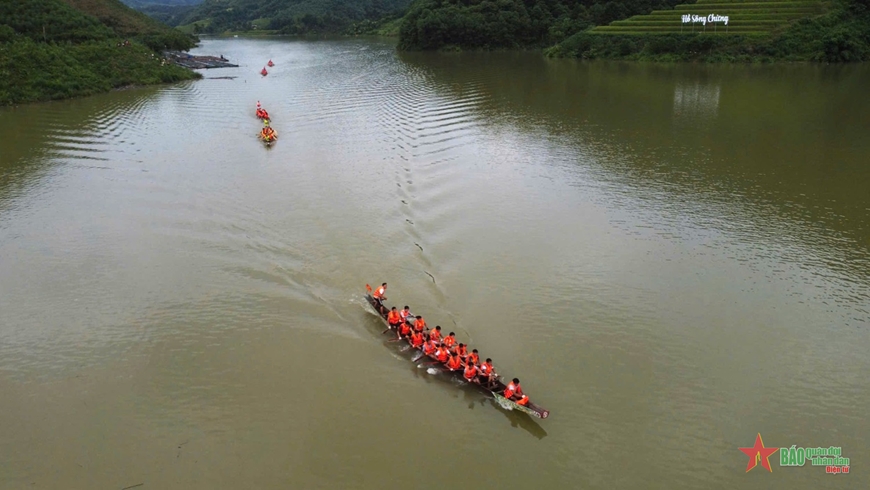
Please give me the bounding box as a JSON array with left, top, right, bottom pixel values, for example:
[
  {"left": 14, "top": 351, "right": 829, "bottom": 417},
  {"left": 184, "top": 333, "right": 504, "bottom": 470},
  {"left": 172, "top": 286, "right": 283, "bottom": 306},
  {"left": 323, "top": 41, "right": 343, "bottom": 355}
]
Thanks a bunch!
[{"left": 547, "top": 0, "right": 870, "bottom": 61}]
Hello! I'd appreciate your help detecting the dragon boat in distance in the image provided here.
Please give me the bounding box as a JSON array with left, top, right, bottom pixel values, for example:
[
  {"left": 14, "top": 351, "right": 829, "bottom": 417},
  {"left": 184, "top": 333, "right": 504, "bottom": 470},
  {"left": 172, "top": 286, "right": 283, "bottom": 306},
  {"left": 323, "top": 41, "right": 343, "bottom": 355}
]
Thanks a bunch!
[{"left": 365, "top": 286, "right": 549, "bottom": 419}]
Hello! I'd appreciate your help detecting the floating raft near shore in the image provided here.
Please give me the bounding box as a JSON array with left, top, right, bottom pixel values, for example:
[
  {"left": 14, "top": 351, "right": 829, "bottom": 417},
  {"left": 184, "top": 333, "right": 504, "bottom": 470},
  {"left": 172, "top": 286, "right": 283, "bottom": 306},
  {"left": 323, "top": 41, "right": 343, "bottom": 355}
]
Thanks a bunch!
[{"left": 164, "top": 51, "right": 239, "bottom": 69}]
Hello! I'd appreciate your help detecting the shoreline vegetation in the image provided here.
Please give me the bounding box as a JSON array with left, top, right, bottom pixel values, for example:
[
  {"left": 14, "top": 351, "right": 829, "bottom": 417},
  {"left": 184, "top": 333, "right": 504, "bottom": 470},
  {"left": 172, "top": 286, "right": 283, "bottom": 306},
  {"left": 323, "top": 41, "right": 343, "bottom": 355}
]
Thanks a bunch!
[
  {"left": 5, "top": 0, "right": 868, "bottom": 106},
  {"left": 162, "top": 0, "right": 414, "bottom": 37},
  {"left": 0, "top": 0, "right": 200, "bottom": 106},
  {"left": 546, "top": 0, "right": 870, "bottom": 61},
  {"left": 156, "top": 0, "right": 869, "bottom": 62}
]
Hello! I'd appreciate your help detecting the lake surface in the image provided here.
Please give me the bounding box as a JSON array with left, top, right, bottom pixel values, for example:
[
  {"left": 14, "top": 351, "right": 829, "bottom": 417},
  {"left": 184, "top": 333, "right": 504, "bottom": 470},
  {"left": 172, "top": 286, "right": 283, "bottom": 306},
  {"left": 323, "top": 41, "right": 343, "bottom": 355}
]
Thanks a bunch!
[{"left": 1, "top": 37, "right": 868, "bottom": 489}]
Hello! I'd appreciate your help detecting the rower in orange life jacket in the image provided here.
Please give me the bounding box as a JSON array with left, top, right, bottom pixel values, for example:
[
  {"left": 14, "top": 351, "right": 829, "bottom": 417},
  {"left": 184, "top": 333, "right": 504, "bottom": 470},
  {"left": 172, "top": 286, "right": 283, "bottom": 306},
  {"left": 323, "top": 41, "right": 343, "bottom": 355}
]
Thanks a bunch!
[
  {"left": 451, "top": 342, "right": 467, "bottom": 358},
  {"left": 372, "top": 283, "right": 387, "bottom": 301},
  {"left": 442, "top": 332, "right": 455, "bottom": 348},
  {"left": 467, "top": 349, "right": 480, "bottom": 366},
  {"left": 387, "top": 307, "right": 401, "bottom": 328},
  {"left": 504, "top": 378, "right": 529, "bottom": 406},
  {"left": 421, "top": 339, "right": 436, "bottom": 356},
  {"left": 398, "top": 319, "right": 412, "bottom": 338},
  {"left": 478, "top": 358, "right": 496, "bottom": 387},
  {"left": 428, "top": 325, "right": 442, "bottom": 342},
  {"left": 399, "top": 306, "right": 411, "bottom": 324},
  {"left": 445, "top": 351, "right": 462, "bottom": 370},
  {"left": 435, "top": 344, "right": 449, "bottom": 363},
  {"left": 413, "top": 315, "right": 426, "bottom": 332},
  {"left": 372, "top": 282, "right": 387, "bottom": 312},
  {"left": 463, "top": 362, "right": 478, "bottom": 382},
  {"left": 409, "top": 330, "right": 424, "bottom": 348}
]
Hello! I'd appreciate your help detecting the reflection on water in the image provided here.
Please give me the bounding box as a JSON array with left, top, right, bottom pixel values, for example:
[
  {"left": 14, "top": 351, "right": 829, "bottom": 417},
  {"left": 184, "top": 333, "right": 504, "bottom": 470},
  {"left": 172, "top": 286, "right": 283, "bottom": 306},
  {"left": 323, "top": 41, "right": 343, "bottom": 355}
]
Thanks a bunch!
[
  {"left": 491, "top": 400, "right": 549, "bottom": 440},
  {"left": 673, "top": 81, "right": 720, "bottom": 123}
]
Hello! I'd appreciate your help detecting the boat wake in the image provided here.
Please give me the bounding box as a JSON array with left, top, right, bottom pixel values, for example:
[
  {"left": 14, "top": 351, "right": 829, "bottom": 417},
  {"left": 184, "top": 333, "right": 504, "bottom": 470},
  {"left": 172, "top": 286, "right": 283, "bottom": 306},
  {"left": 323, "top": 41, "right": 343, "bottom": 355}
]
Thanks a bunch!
[
  {"left": 495, "top": 396, "right": 516, "bottom": 412},
  {"left": 354, "top": 294, "right": 378, "bottom": 315}
]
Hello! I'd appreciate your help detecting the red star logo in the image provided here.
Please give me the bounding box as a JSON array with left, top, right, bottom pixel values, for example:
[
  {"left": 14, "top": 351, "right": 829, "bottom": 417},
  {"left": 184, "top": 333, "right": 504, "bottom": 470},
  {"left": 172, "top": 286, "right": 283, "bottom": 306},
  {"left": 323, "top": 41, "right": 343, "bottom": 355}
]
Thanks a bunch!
[{"left": 739, "top": 433, "right": 779, "bottom": 473}]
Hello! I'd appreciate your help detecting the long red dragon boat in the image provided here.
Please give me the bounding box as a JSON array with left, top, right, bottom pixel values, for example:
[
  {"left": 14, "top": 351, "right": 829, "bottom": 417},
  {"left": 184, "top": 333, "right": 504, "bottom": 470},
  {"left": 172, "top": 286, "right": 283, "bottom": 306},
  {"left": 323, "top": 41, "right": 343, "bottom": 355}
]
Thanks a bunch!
[{"left": 365, "top": 284, "right": 550, "bottom": 419}]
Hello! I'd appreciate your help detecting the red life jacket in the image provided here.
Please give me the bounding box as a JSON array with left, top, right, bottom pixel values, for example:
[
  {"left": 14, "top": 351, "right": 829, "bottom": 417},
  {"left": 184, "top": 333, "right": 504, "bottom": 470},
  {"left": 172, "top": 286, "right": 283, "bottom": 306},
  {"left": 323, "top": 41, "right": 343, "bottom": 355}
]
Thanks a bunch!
[
  {"left": 399, "top": 322, "right": 411, "bottom": 335},
  {"left": 442, "top": 335, "right": 455, "bottom": 347},
  {"left": 504, "top": 382, "right": 517, "bottom": 398},
  {"left": 373, "top": 285, "right": 386, "bottom": 299},
  {"left": 414, "top": 318, "right": 426, "bottom": 332},
  {"left": 463, "top": 364, "right": 477, "bottom": 380},
  {"left": 429, "top": 329, "right": 441, "bottom": 341},
  {"left": 387, "top": 311, "right": 401, "bottom": 325},
  {"left": 435, "top": 347, "right": 449, "bottom": 362},
  {"left": 479, "top": 362, "right": 493, "bottom": 375},
  {"left": 422, "top": 341, "right": 435, "bottom": 355},
  {"left": 446, "top": 355, "right": 461, "bottom": 370},
  {"left": 410, "top": 332, "right": 423, "bottom": 347}
]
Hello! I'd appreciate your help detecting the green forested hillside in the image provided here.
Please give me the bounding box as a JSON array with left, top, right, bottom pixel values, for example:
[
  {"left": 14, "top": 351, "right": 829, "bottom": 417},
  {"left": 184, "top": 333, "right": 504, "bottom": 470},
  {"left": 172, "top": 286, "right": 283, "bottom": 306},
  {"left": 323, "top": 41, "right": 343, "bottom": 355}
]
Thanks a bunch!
[
  {"left": 121, "top": 0, "right": 202, "bottom": 6},
  {"left": 64, "top": 0, "right": 198, "bottom": 49},
  {"left": 120, "top": 0, "right": 202, "bottom": 25},
  {"left": 172, "top": 0, "right": 414, "bottom": 35},
  {"left": 0, "top": 0, "right": 199, "bottom": 105},
  {"left": 397, "top": 0, "right": 686, "bottom": 50},
  {"left": 548, "top": 0, "right": 870, "bottom": 61}
]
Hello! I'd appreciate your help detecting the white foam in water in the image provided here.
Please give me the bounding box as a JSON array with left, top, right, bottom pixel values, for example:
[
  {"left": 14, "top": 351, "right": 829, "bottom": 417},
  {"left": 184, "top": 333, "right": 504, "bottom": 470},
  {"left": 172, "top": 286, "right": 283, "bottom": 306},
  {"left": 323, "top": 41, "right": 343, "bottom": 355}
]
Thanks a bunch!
[
  {"left": 426, "top": 368, "right": 439, "bottom": 375},
  {"left": 495, "top": 397, "right": 514, "bottom": 411}
]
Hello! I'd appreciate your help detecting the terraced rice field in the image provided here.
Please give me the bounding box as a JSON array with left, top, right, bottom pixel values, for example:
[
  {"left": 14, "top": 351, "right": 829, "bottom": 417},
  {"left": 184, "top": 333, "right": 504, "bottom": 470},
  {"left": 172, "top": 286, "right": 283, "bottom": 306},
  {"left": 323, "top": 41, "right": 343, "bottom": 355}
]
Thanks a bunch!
[{"left": 591, "top": 0, "right": 828, "bottom": 35}]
